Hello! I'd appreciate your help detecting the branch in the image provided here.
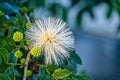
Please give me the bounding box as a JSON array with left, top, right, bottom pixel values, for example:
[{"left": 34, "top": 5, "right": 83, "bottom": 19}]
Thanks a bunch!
[
  {"left": 23, "top": 51, "right": 30, "bottom": 80},
  {"left": 24, "top": 13, "right": 31, "bottom": 23},
  {"left": 23, "top": 13, "right": 31, "bottom": 80}
]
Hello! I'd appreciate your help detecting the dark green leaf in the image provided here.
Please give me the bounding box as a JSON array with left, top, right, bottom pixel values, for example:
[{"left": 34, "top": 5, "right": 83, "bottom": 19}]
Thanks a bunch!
[
  {"left": 117, "top": 24, "right": 120, "bottom": 33},
  {"left": 8, "top": 66, "right": 16, "bottom": 80},
  {"left": 0, "top": 31, "right": 4, "bottom": 37},
  {"left": 4, "top": 37, "right": 15, "bottom": 46},
  {"left": 106, "top": 7, "right": 112, "bottom": 18},
  {"left": 0, "top": 64, "right": 10, "bottom": 73},
  {"left": 38, "top": 0, "right": 45, "bottom": 6},
  {"left": 0, "top": 2, "right": 19, "bottom": 14},
  {"left": 39, "top": 66, "right": 48, "bottom": 79},
  {"left": 0, "top": 37, "right": 15, "bottom": 52},
  {"left": 46, "top": 64, "right": 57, "bottom": 72},
  {"left": 76, "top": 13, "right": 82, "bottom": 27},
  {"left": 71, "top": 0, "right": 80, "bottom": 6},
  {"left": 39, "top": 66, "right": 53, "bottom": 80},
  {"left": 64, "top": 78, "right": 77, "bottom": 80},
  {"left": 0, "top": 48, "right": 10, "bottom": 63},
  {"left": 0, "top": 55, "right": 2, "bottom": 64},
  {"left": 70, "top": 51, "right": 82, "bottom": 65},
  {"left": 52, "top": 68, "right": 71, "bottom": 79},
  {"left": 16, "top": 15, "right": 26, "bottom": 27},
  {"left": 0, "top": 74, "right": 11, "bottom": 80},
  {"left": 0, "top": 39, "right": 8, "bottom": 47},
  {"left": 62, "top": 9, "right": 67, "bottom": 22},
  {"left": 65, "top": 65, "right": 77, "bottom": 74}
]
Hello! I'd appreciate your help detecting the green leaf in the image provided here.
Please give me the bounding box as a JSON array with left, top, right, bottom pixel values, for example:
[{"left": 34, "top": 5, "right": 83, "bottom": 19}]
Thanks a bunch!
[
  {"left": 4, "top": 37, "right": 15, "bottom": 46},
  {"left": 117, "top": 25, "right": 120, "bottom": 33},
  {"left": 0, "top": 30, "right": 4, "bottom": 37},
  {"left": 0, "top": 39, "right": 8, "bottom": 47},
  {"left": 106, "top": 7, "right": 112, "bottom": 18},
  {"left": 0, "top": 64, "right": 10, "bottom": 73},
  {"left": 70, "top": 51, "right": 82, "bottom": 65},
  {"left": 0, "top": 2, "right": 19, "bottom": 14},
  {"left": 0, "top": 37, "right": 15, "bottom": 52},
  {"left": 62, "top": 9, "right": 67, "bottom": 22},
  {"left": 16, "top": 15, "right": 26, "bottom": 27},
  {"left": 52, "top": 68, "right": 71, "bottom": 79},
  {"left": 39, "top": 66, "right": 53, "bottom": 80},
  {"left": 0, "top": 55, "right": 2, "bottom": 64},
  {"left": 71, "top": 0, "right": 80, "bottom": 6},
  {"left": 0, "top": 48, "right": 10, "bottom": 63},
  {"left": 7, "top": 66, "right": 16, "bottom": 80},
  {"left": 46, "top": 64, "right": 57, "bottom": 72},
  {"left": 79, "top": 74, "right": 94, "bottom": 80},
  {"left": 64, "top": 78, "right": 77, "bottom": 80},
  {"left": 65, "top": 65, "right": 77, "bottom": 74},
  {"left": 0, "top": 74, "right": 10, "bottom": 80}
]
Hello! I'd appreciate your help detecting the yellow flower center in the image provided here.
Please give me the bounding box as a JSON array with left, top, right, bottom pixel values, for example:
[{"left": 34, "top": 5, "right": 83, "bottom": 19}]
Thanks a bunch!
[{"left": 41, "top": 33, "right": 56, "bottom": 43}]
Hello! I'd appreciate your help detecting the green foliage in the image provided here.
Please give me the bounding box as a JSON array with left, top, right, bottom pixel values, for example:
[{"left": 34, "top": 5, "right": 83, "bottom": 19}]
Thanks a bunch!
[
  {"left": 7, "top": 66, "right": 16, "bottom": 80},
  {"left": 64, "top": 78, "right": 77, "bottom": 80},
  {"left": 46, "top": 64, "right": 57, "bottom": 72},
  {"left": 0, "top": 48, "right": 10, "bottom": 63},
  {"left": 70, "top": 51, "right": 82, "bottom": 65},
  {"left": 0, "top": 64, "right": 10, "bottom": 73},
  {"left": 39, "top": 66, "right": 53, "bottom": 80},
  {"left": 0, "top": 74, "right": 10, "bottom": 80},
  {"left": 52, "top": 68, "right": 71, "bottom": 79}
]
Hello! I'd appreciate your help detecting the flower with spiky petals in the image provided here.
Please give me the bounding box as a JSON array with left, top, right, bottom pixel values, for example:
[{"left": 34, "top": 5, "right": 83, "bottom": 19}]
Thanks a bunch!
[{"left": 26, "top": 17, "right": 74, "bottom": 64}]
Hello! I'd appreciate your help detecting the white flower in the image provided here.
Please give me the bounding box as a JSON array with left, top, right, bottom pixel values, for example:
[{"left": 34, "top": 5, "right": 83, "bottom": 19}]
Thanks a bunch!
[{"left": 26, "top": 17, "right": 74, "bottom": 64}]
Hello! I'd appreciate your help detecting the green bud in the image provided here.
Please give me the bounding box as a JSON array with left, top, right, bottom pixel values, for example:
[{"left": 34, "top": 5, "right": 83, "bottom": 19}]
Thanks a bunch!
[
  {"left": 20, "top": 58, "right": 25, "bottom": 64},
  {"left": 26, "top": 23, "right": 31, "bottom": 29},
  {"left": 15, "top": 50, "right": 23, "bottom": 58},
  {"left": 26, "top": 40, "right": 32, "bottom": 46},
  {"left": 26, "top": 70, "right": 32, "bottom": 77},
  {"left": 13, "top": 31, "right": 23, "bottom": 42},
  {"left": 0, "top": 11, "right": 3, "bottom": 16},
  {"left": 30, "top": 46, "right": 41, "bottom": 57},
  {"left": 24, "top": 46, "right": 28, "bottom": 50},
  {"left": 28, "top": 7, "right": 34, "bottom": 13},
  {"left": 21, "top": 7, "right": 28, "bottom": 14}
]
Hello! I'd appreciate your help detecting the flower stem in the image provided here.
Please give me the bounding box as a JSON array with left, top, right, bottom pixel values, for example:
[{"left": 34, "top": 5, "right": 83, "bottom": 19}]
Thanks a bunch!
[
  {"left": 23, "top": 13, "right": 31, "bottom": 80},
  {"left": 23, "top": 51, "right": 30, "bottom": 80}
]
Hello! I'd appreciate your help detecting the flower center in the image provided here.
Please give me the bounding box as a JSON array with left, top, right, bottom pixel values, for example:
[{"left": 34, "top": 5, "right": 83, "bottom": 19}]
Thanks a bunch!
[{"left": 41, "top": 33, "right": 55, "bottom": 43}]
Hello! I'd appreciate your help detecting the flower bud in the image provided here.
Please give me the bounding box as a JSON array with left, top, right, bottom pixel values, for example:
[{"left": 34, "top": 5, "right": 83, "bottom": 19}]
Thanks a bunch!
[
  {"left": 15, "top": 50, "right": 23, "bottom": 58},
  {"left": 26, "top": 70, "right": 32, "bottom": 77},
  {"left": 20, "top": 58, "right": 25, "bottom": 64},
  {"left": 26, "top": 40, "right": 32, "bottom": 46},
  {"left": 26, "top": 23, "right": 31, "bottom": 29},
  {"left": 13, "top": 31, "right": 23, "bottom": 42},
  {"left": 0, "top": 11, "right": 3, "bottom": 17},
  {"left": 21, "top": 7, "right": 28, "bottom": 14},
  {"left": 30, "top": 46, "right": 41, "bottom": 57}
]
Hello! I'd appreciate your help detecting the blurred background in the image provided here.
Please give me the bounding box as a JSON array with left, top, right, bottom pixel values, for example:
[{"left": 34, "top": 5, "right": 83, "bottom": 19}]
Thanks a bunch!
[{"left": 0, "top": 0, "right": 120, "bottom": 80}]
